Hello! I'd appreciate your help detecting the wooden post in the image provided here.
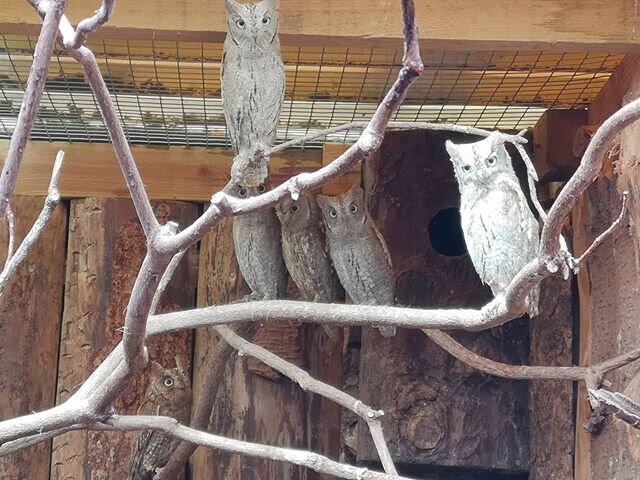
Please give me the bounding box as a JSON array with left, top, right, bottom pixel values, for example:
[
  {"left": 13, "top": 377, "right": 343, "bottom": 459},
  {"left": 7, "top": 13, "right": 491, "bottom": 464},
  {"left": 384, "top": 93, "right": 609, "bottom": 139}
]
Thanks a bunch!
[
  {"left": 573, "top": 54, "right": 640, "bottom": 480},
  {"left": 0, "top": 196, "right": 67, "bottom": 480},
  {"left": 50, "top": 198, "right": 198, "bottom": 479},
  {"left": 358, "top": 130, "right": 530, "bottom": 473}
]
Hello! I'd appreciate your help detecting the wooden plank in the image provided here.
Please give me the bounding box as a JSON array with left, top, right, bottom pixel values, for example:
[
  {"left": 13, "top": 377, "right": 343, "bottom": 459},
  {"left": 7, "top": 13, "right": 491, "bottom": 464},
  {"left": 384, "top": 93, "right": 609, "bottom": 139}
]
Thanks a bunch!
[
  {"left": 322, "top": 144, "right": 359, "bottom": 195},
  {"left": 0, "top": 141, "right": 322, "bottom": 201},
  {"left": 1, "top": 0, "right": 639, "bottom": 52},
  {"left": 533, "top": 109, "right": 588, "bottom": 182},
  {"left": 0, "top": 196, "right": 67, "bottom": 480},
  {"left": 50, "top": 198, "right": 198, "bottom": 479},
  {"left": 529, "top": 275, "right": 574, "bottom": 479},
  {"left": 358, "top": 130, "right": 529, "bottom": 472},
  {"left": 193, "top": 216, "right": 307, "bottom": 479},
  {"left": 571, "top": 54, "right": 640, "bottom": 479}
]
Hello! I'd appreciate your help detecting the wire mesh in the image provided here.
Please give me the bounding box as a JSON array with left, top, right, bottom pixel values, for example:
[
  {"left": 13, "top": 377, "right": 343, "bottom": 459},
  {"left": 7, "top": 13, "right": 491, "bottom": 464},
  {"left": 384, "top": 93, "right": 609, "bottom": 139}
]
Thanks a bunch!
[{"left": 0, "top": 35, "right": 625, "bottom": 148}]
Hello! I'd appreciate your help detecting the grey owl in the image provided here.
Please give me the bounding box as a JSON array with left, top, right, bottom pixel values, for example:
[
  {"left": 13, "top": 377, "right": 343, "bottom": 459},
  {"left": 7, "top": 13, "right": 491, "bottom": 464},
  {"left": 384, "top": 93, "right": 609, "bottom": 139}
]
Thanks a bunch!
[
  {"left": 276, "top": 193, "right": 344, "bottom": 338},
  {"left": 446, "top": 132, "right": 540, "bottom": 316},
  {"left": 222, "top": 0, "right": 285, "bottom": 187},
  {"left": 128, "top": 359, "right": 191, "bottom": 480},
  {"left": 317, "top": 186, "right": 396, "bottom": 337},
  {"left": 228, "top": 181, "right": 288, "bottom": 300}
]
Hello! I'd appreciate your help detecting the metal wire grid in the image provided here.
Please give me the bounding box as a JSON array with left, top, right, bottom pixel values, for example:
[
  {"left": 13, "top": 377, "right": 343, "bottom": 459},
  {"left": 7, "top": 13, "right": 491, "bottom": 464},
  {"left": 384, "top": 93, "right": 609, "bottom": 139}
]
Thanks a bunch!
[{"left": 0, "top": 35, "right": 625, "bottom": 148}]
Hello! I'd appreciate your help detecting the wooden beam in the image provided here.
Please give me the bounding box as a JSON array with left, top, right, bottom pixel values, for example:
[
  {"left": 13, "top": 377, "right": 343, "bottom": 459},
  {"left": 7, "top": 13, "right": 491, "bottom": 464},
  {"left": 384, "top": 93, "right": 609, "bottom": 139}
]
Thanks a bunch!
[
  {"left": 0, "top": 141, "right": 322, "bottom": 201},
  {"left": 1, "top": 0, "right": 639, "bottom": 52}
]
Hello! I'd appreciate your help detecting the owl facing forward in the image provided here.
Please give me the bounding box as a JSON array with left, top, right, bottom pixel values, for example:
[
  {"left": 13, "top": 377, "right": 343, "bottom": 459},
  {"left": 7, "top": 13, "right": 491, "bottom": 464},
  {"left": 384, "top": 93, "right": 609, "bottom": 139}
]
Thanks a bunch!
[
  {"left": 222, "top": 0, "right": 285, "bottom": 187},
  {"left": 127, "top": 359, "right": 191, "bottom": 480},
  {"left": 317, "top": 186, "right": 396, "bottom": 337},
  {"left": 445, "top": 132, "right": 540, "bottom": 316}
]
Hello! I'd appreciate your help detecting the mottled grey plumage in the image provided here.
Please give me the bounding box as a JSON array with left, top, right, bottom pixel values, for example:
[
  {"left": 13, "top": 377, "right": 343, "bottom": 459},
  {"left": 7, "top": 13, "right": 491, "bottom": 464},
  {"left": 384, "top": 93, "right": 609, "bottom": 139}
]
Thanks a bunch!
[
  {"left": 222, "top": 0, "right": 285, "bottom": 187},
  {"left": 128, "top": 359, "right": 191, "bottom": 480},
  {"left": 276, "top": 193, "right": 343, "bottom": 338},
  {"left": 446, "top": 132, "right": 540, "bottom": 316},
  {"left": 317, "top": 186, "right": 396, "bottom": 337},
  {"left": 229, "top": 182, "right": 288, "bottom": 300}
]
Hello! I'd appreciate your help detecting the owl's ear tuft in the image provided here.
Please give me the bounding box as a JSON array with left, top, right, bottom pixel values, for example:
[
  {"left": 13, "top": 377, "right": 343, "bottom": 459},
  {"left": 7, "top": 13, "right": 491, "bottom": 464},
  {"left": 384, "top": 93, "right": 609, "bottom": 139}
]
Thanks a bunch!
[
  {"left": 262, "top": 0, "right": 280, "bottom": 9},
  {"left": 445, "top": 140, "right": 458, "bottom": 159},
  {"left": 225, "top": 0, "right": 243, "bottom": 14},
  {"left": 345, "top": 185, "right": 364, "bottom": 204},
  {"left": 174, "top": 356, "right": 186, "bottom": 374},
  {"left": 150, "top": 361, "right": 164, "bottom": 378}
]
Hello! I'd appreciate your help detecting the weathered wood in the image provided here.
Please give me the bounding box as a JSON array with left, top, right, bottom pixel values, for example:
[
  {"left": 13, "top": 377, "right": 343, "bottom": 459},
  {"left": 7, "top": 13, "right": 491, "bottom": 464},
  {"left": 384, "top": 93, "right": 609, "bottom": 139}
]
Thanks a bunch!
[
  {"left": 358, "top": 130, "right": 530, "bottom": 472},
  {"left": 529, "top": 275, "right": 574, "bottom": 479},
  {"left": 0, "top": 196, "right": 67, "bottom": 480},
  {"left": 50, "top": 198, "right": 198, "bottom": 479},
  {"left": 533, "top": 109, "right": 587, "bottom": 182},
  {"left": 193, "top": 216, "right": 307, "bottom": 480},
  {"left": 2, "top": 0, "right": 639, "bottom": 52},
  {"left": 0, "top": 141, "right": 322, "bottom": 201},
  {"left": 322, "top": 144, "right": 359, "bottom": 195}
]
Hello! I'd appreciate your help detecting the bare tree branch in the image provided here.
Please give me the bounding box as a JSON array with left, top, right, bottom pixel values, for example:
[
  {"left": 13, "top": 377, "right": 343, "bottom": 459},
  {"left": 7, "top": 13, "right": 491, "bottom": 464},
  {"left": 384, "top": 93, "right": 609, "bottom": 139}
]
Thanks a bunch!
[
  {"left": 149, "top": 247, "right": 186, "bottom": 316},
  {"left": 4, "top": 203, "right": 15, "bottom": 269},
  {"left": 0, "top": 150, "right": 65, "bottom": 295},
  {"left": 588, "top": 389, "right": 640, "bottom": 430},
  {"left": 101, "top": 415, "right": 414, "bottom": 480},
  {"left": 0, "top": 0, "right": 67, "bottom": 219},
  {"left": 575, "top": 191, "right": 629, "bottom": 268},
  {"left": 214, "top": 325, "right": 398, "bottom": 475},
  {"left": 68, "top": 0, "right": 116, "bottom": 49}
]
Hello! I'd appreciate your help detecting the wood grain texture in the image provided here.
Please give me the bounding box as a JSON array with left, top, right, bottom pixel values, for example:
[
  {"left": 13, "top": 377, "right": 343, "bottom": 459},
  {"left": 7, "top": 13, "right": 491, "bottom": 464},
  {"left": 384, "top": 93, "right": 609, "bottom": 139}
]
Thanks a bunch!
[
  {"left": 0, "top": 141, "right": 322, "bottom": 201},
  {"left": 50, "top": 198, "right": 198, "bottom": 480},
  {"left": 1, "top": 0, "right": 639, "bottom": 51},
  {"left": 528, "top": 275, "right": 574, "bottom": 480},
  {"left": 193, "top": 216, "right": 307, "bottom": 480},
  {"left": 358, "top": 130, "right": 530, "bottom": 472},
  {"left": 0, "top": 196, "right": 67, "bottom": 480}
]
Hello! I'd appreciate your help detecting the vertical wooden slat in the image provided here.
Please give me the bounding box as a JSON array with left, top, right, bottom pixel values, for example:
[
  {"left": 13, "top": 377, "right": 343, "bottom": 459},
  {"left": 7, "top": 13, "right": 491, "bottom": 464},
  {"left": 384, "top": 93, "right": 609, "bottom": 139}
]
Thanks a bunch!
[
  {"left": 0, "top": 195, "right": 67, "bottom": 480},
  {"left": 193, "top": 216, "right": 307, "bottom": 480},
  {"left": 50, "top": 198, "right": 198, "bottom": 480}
]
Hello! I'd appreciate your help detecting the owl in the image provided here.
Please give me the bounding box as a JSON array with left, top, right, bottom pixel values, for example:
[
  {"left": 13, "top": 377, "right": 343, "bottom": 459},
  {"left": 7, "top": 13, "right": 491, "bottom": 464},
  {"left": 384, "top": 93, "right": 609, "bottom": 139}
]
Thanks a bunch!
[
  {"left": 276, "top": 193, "right": 344, "bottom": 338},
  {"left": 228, "top": 181, "right": 288, "bottom": 300},
  {"left": 445, "top": 132, "right": 540, "bottom": 316},
  {"left": 317, "top": 186, "right": 396, "bottom": 337},
  {"left": 127, "top": 359, "right": 191, "bottom": 480},
  {"left": 222, "top": 0, "right": 285, "bottom": 187}
]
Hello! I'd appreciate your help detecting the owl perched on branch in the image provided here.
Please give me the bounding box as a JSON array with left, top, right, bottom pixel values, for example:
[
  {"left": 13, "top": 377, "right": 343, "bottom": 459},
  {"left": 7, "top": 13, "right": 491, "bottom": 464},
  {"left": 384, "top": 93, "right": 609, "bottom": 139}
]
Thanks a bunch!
[
  {"left": 446, "top": 132, "right": 540, "bottom": 316},
  {"left": 127, "top": 359, "right": 191, "bottom": 480},
  {"left": 317, "top": 186, "right": 396, "bottom": 337},
  {"left": 221, "top": 0, "right": 285, "bottom": 187},
  {"left": 276, "top": 193, "right": 344, "bottom": 338}
]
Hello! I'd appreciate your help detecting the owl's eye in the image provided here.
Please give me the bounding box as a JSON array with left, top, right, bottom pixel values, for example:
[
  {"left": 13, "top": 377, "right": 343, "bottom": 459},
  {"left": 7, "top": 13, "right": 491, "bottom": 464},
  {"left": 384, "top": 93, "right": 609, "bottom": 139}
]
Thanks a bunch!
[
  {"left": 329, "top": 208, "right": 338, "bottom": 218},
  {"left": 290, "top": 204, "right": 299, "bottom": 213},
  {"left": 486, "top": 156, "right": 497, "bottom": 166},
  {"left": 262, "top": 17, "right": 270, "bottom": 24},
  {"left": 238, "top": 187, "right": 247, "bottom": 197},
  {"left": 462, "top": 164, "right": 472, "bottom": 172},
  {"left": 236, "top": 19, "right": 246, "bottom": 28},
  {"left": 163, "top": 377, "right": 174, "bottom": 388},
  {"left": 257, "top": 184, "right": 266, "bottom": 193},
  {"left": 349, "top": 203, "right": 358, "bottom": 214}
]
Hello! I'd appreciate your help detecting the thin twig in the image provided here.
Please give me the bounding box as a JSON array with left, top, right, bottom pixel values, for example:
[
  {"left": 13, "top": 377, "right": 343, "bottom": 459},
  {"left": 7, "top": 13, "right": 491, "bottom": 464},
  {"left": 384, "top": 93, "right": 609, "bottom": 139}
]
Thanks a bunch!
[
  {"left": 214, "top": 325, "right": 398, "bottom": 475},
  {"left": 0, "top": 150, "right": 65, "bottom": 295},
  {"left": 102, "top": 415, "right": 413, "bottom": 480},
  {"left": 68, "top": 0, "right": 116, "bottom": 49},
  {"left": 4, "top": 203, "right": 15, "bottom": 269},
  {"left": 0, "top": 0, "right": 67, "bottom": 219},
  {"left": 271, "top": 121, "right": 527, "bottom": 154},
  {"left": 576, "top": 191, "right": 629, "bottom": 267},
  {"left": 149, "top": 247, "right": 186, "bottom": 316}
]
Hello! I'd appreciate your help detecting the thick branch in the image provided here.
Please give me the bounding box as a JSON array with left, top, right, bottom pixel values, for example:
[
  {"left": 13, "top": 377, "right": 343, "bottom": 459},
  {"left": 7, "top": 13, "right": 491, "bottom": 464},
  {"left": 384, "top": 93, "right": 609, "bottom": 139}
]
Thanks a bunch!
[
  {"left": 68, "top": 0, "right": 116, "bottom": 49},
  {"left": 0, "top": 0, "right": 66, "bottom": 218},
  {"left": 0, "top": 150, "right": 64, "bottom": 295},
  {"left": 102, "top": 415, "right": 413, "bottom": 480}
]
